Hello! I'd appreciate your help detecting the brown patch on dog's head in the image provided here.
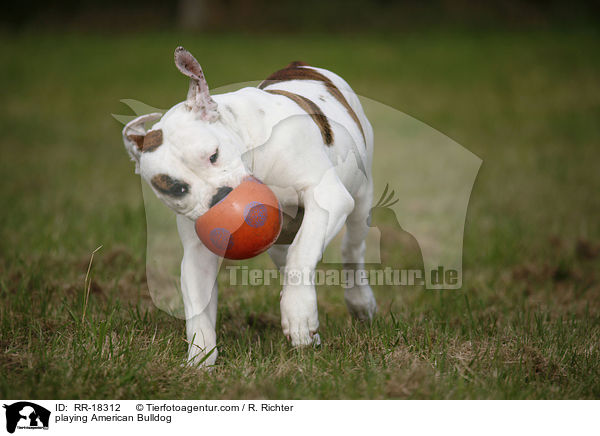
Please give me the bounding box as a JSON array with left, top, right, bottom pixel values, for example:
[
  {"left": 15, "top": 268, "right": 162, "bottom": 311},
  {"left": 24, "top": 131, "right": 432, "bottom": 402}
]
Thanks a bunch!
[
  {"left": 150, "top": 174, "right": 190, "bottom": 198},
  {"left": 142, "top": 129, "right": 163, "bottom": 153},
  {"left": 127, "top": 134, "right": 145, "bottom": 151},
  {"left": 122, "top": 112, "right": 163, "bottom": 173}
]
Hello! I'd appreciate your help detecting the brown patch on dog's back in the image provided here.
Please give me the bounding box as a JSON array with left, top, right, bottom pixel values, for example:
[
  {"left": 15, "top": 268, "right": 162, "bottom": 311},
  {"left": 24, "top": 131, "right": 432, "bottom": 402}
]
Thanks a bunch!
[
  {"left": 266, "top": 89, "right": 333, "bottom": 146},
  {"left": 259, "top": 63, "right": 366, "bottom": 145},
  {"left": 286, "top": 60, "right": 309, "bottom": 68}
]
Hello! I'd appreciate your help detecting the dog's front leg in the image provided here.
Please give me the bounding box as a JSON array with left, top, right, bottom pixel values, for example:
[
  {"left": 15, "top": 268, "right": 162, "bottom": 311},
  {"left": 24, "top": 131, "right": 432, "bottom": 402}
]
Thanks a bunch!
[
  {"left": 177, "top": 215, "right": 220, "bottom": 367},
  {"left": 281, "top": 168, "right": 355, "bottom": 346}
]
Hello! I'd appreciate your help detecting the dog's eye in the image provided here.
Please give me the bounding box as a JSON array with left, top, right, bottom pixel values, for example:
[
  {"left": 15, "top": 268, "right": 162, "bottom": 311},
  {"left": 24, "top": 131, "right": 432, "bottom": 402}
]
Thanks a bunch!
[{"left": 209, "top": 149, "right": 219, "bottom": 164}]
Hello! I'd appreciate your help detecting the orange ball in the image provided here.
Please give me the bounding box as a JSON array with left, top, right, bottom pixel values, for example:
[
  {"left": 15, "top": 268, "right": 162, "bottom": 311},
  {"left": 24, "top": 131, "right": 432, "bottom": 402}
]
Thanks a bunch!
[{"left": 195, "top": 176, "right": 282, "bottom": 259}]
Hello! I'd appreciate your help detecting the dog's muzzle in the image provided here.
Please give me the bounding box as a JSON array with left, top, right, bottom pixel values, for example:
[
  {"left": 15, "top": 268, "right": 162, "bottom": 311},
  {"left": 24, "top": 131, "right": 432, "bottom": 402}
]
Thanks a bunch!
[{"left": 209, "top": 186, "right": 233, "bottom": 208}]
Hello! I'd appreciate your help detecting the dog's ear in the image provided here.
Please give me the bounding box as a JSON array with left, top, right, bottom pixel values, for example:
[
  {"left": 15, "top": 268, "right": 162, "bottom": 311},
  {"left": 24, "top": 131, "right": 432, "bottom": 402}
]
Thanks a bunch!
[
  {"left": 122, "top": 113, "right": 162, "bottom": 173},
  {"left": 174, "top": 46, "right": 219, "bottom": 122}
]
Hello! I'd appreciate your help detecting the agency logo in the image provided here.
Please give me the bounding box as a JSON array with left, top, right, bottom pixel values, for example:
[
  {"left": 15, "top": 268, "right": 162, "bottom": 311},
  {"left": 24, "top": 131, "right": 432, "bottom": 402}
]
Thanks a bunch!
[{"left": 2, "top": 402, "right": 50, "bottom": 434}]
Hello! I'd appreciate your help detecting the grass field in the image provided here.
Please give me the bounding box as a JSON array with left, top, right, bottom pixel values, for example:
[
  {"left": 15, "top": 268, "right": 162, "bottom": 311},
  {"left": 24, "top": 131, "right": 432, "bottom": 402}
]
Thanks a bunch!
[{"left": 1, "top": 29, "right": 599, "bottom": 399}]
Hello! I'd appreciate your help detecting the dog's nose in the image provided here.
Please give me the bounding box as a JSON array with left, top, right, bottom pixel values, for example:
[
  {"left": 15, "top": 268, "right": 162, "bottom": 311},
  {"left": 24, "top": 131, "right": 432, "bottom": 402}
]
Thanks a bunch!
[{"left": 209, "top": 186, "right": 233, "bottom": 208}]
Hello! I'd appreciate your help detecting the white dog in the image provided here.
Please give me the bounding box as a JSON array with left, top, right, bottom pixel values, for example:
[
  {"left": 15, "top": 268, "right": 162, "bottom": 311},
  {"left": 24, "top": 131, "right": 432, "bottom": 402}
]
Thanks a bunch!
[{"left": 122, "top": 47, "right": 377, "bottom": 366}]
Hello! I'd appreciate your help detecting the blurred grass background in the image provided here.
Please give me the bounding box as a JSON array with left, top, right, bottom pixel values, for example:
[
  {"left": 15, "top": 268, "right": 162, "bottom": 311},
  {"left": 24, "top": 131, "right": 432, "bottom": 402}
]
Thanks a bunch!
[{"left": 1, "top": 1, "right": 599, "bottom": 398}]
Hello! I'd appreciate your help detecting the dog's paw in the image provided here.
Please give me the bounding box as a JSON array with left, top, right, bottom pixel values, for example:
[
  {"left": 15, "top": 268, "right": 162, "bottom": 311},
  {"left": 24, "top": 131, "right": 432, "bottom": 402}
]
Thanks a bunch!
[
  {"left": 280, "top": 284, "right": 319, "bottom": 347},
  {"left": 311, "top": 332, "right": 321, "bottom": 347},
  {"left": 345, "top": 285, "right": 377, "bottom": 322},
  {"left": 185, "top": 346, "right": 218, "bottom": 369}
]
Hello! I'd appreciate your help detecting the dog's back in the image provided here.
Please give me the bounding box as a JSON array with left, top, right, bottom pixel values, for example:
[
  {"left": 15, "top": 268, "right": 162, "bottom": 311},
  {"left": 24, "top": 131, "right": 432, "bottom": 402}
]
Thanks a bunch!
[{"left": 258, "top": 62, "right": 373, "bottom": 154}]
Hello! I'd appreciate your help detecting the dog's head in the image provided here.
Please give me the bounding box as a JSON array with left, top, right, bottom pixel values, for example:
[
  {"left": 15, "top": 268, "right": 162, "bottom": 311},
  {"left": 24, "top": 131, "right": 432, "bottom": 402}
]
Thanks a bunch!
[{"left": 122, "top": 47, "right": 248, "bottom": 220}]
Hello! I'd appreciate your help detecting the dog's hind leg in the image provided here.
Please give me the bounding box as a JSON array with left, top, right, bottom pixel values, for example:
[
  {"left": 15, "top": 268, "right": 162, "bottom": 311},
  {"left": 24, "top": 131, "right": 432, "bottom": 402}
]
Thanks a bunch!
[{"left": 341, "top": 182, "right": 377, "bottom": 321}]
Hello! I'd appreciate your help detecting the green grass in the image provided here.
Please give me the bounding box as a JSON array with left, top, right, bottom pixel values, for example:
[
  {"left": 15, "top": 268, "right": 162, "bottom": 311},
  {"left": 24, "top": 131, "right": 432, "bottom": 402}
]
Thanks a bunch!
[{"left": 1, "top": 29, "right": 600, "bottom": 399}]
